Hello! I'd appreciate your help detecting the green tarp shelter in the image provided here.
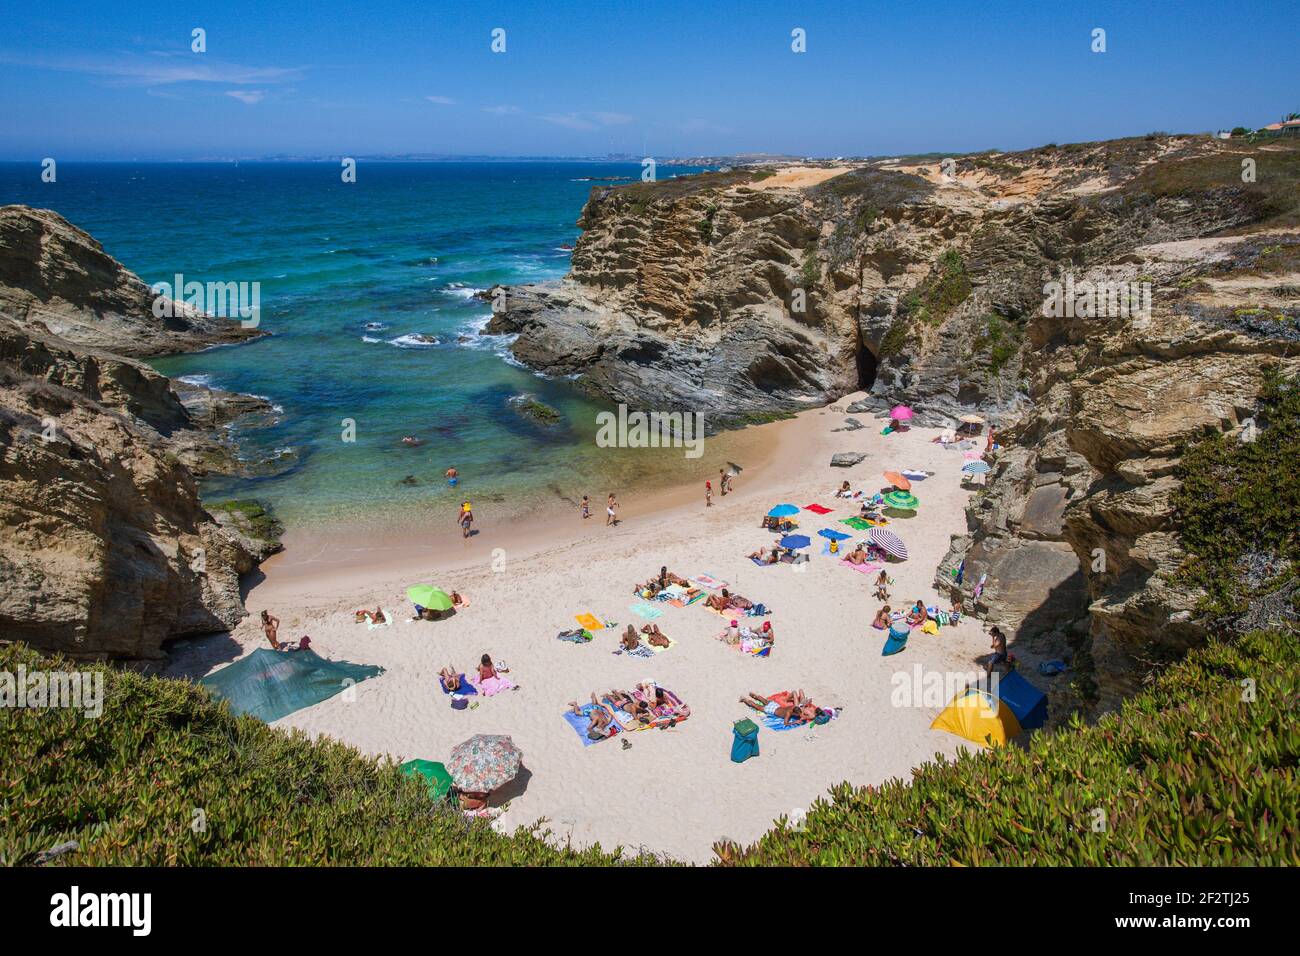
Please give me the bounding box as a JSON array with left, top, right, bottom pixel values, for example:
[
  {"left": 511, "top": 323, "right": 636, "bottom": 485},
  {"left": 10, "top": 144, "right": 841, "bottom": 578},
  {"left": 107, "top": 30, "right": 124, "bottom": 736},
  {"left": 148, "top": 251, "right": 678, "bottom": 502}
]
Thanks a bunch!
[{"left": 199, "top": 648, "right": 383, "bottom": 723}]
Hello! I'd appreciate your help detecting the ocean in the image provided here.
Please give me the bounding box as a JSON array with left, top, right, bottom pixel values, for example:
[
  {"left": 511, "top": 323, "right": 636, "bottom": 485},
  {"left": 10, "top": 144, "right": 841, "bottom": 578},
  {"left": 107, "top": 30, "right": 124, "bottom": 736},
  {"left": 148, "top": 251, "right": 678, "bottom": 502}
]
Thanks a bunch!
[{"left": 0, "top": 160, "right": 724, "bottom": 529}]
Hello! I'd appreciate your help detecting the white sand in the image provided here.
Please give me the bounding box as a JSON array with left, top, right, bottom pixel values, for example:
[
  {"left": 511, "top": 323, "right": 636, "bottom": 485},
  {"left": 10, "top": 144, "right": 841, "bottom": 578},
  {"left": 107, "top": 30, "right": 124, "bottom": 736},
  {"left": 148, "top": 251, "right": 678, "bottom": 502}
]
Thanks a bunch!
[{"left": 174, "top": 397, "right": 995, "bottom": 863}]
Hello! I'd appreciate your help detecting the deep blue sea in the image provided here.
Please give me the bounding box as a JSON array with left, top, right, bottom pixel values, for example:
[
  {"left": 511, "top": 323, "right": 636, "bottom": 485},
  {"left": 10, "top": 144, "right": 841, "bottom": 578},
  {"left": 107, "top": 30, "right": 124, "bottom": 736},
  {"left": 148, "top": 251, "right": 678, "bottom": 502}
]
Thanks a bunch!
[{"left": 0, "top": 161, "right": 715, "bottom": 528}]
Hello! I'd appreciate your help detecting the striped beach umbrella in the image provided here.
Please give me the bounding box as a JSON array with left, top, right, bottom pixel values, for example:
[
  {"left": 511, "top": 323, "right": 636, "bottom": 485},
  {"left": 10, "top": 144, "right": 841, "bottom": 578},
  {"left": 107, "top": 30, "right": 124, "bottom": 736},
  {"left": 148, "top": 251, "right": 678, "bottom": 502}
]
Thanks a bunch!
[
  {"left": 883, "top": 490, "right": 919, "bottom": 510},
  {"left": 962, "top": 460, "right": 991, "bottom": 474},
  {"left": 868, "top": 527, "right": 909, "bottom": 560}
]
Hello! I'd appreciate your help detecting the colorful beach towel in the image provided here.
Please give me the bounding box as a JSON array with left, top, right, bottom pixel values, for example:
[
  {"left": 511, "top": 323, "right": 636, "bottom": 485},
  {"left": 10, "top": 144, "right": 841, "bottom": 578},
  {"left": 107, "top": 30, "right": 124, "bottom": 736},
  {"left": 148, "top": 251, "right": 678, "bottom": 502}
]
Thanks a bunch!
[
  {"left": 366, "top": 608, "right": 396, "bottom": 630},
  {"left": 667, "top": 591, "right": 706, "bottom": 608},
  {"left": 574, "top": 613, "right": 606, "bottom": 630},
  {"left": 750, "top": 555, "right": 777, "bottom": 567},
  {"left": 467, "top": 673, "right": 516, "bottom": 696},
  {"left": 762, "top": 708, "right": 839, "bottom": 732},
  {"left": 803, "top": 503, "right": 833, "bottom": 514},
  {"left": 840, "top": 559, "right": 884, "bottom": 575},
  {"left": 562, "top": 703, "right": 621, "bottom": 746},
  {"left": 692, "top": 573, "right": 727, "bottom": 590},
  {"left": 840, "top": 516, "right": 873, "bottom": 530},
  {"left": 438, "top": 674, "right": 477, "bottom": 696},
  {"left": 629, "top": 602, "right": 664, "bottom": 621}
]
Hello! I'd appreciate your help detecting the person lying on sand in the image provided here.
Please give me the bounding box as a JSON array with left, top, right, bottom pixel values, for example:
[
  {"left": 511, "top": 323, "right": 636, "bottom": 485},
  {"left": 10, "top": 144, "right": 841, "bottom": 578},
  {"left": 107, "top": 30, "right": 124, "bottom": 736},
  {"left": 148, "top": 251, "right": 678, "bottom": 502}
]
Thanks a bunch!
[
  {"left": 639, "top": 682, "right": 688, "bottom": 719},
  {"left": 836, "top": 480, "right": 852, "bottom": 498},
  {"left": 606, "top": 689, "right": 653, "bottom": 723},
  {"left": 260, "top": 610, "right": 281, "bottom": 650},
  {"left": 439, "top": 666, "right": 462, "bottom": 692},
  {"left": 844, "top": 545, "right": 869, "bottom": 565},
  {"left": 569, "top": 694, "right": 616, "bottom": 739},
  {"left": 640, "top": 623, "right": 670, "bottom": 648},
  {"left": 451, "top": 590, "right": 469, "bottom": 609},
  {"left": 282, "top": 635, "right": 312, "bottom": 653},
  {"left": 873, "top": 605, "right": 892, "bottom": 629},
  {"left": 739, "top": 691, "right": 806, "bottom": 727},
  {"left": 748, "top": 546, "right": 779, "bottom": 564}
]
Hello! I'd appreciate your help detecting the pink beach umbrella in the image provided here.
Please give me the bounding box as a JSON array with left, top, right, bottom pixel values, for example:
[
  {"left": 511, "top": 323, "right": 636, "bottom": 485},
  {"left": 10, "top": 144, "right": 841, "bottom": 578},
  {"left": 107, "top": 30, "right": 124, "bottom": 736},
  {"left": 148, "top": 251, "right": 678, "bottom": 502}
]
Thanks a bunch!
[{"left": 890, "top": 405, "right": 914, "bottom": 421}]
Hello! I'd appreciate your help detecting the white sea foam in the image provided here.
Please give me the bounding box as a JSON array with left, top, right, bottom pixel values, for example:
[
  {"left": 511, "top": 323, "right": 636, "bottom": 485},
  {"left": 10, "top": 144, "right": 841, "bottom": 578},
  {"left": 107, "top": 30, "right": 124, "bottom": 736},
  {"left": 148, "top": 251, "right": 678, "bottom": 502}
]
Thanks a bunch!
[{"left": 389, "top": 333, "right": 440, "bottom": 349}]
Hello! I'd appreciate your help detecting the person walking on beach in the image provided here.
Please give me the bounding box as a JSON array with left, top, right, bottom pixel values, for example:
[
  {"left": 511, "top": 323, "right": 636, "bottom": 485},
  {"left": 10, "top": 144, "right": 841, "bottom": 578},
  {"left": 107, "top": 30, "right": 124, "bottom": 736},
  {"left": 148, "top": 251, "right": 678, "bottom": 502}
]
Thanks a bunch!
[
  {"left": 606, "top": 493, "right": 619, "bottom": 526},
  {"left": 719, "top": 468, "right": 729, "bottom": 496},
  {"left": 458, "top": 501, "right": 474, "bottom": 538},
  {"left": 705, "top": 480, "right": 713, "bottom": 507},
  {"left": 260, "top": 610, "right": 281, "bottom": 650},
  {"left": 580, "top": 495, "right": 591, "bottom": 519}
]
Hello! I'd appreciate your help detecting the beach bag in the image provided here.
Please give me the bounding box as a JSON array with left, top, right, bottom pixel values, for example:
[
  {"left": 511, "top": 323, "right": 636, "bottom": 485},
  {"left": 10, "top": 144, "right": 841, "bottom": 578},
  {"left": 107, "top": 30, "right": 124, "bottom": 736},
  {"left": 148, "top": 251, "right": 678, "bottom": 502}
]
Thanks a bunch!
[
  {"left": 731, "top": 719, "right": 760, "bottom": 763},
  {"left": 450, "top": 695, "right": 469, "bottom": 710}
]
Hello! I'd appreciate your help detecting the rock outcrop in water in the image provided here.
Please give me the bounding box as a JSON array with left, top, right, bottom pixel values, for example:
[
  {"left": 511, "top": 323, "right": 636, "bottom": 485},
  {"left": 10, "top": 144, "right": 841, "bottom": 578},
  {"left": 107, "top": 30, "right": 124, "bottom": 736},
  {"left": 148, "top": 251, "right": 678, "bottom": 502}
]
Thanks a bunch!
[
  {"left": 494, "top": 136, "right": 1300, "bottom": 714},
  {"left": 0, "top": 207, "right": 280, "bottom": 663}
]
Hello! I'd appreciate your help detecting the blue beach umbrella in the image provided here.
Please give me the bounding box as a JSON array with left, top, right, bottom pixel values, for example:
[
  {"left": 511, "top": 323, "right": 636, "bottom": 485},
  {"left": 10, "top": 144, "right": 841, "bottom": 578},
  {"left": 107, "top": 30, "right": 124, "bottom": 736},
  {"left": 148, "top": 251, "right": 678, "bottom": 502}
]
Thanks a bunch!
[
  {"left": 767, "top": 504, "right": 800, "bottom": 517},
  {"left": 817, "top": 528, "right": 852, "bottom": 541},
  {"left": 779, "top": 534, "right": 812, "bottom": 550},
  {"left": 962, "top": 460, "right": 991, "bottom": 474}
]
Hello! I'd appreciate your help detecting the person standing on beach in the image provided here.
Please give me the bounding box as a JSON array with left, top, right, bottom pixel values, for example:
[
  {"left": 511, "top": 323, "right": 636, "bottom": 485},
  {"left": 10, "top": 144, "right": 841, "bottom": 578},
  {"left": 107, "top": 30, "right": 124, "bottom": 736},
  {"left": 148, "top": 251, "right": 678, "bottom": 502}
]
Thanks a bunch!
[
  {"left": 459, "top": 501, "right": 474, "bottom": 538},
  {"left": 581, "top": 495, "right": 591, "bottom": 519},
  {"left": 260, "top": 610, "right": 281, "bottom": 650},
  {"left": 705, "top": 480, "right": 713, "bottom": 507},
  {"left": 606, "top": 493, "right": 619, "bottom": 526},
  {"left": 719, "top": 468, "right": 729, "bottom": 496}
]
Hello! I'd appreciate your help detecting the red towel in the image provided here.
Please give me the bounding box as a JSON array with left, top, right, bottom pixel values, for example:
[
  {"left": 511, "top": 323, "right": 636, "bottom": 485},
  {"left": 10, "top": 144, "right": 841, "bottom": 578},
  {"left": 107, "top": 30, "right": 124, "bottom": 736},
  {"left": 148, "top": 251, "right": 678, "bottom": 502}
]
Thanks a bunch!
[{"left": 804, "top": 503, "right": 833, "bottom": 514}]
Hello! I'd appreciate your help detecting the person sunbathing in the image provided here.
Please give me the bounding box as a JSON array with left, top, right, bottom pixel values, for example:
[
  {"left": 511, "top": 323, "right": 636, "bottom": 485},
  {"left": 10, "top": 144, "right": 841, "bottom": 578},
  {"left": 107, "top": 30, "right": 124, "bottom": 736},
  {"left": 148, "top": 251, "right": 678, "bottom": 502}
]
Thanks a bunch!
[
  {"left": 476, "top": 654, "right": 499, "bottom": 683},
  {"left": 739, "top": 690, "right": 808, "bottom": 727},
  {"left": 748, "top": 546, "right": 779, "bottom": 564},
  {"left": 845, "top": 545, "right": 869, "bottom": 565},
  {"left": 620, "top": 625, "right": 641, "bottom": 651},
  {"left": 640, "top": 623, "right": 670, "bottom": 648},
  {"left": 722, "top": 589, "right": 754, "bottom": 610},
  {"left": 569, "top": 694, "right": 616, "bottom": 739},
  {"left": 439, "top": 666, "right": 462, "bottom": 692},
  {"left": 638, "top": 682, "right": 689, "bottom": 720},
  {"left": 906, "top": 600, "right": 928, "bottom": 627},
  {"left": 873, "top": 605, "right": 891, "bottom": 629},
  {"left": 451, "top": 590, "right": 469, "bottom": 609},
  {"left": 836, "top": 480, "right": 852, "bottom": 498}
]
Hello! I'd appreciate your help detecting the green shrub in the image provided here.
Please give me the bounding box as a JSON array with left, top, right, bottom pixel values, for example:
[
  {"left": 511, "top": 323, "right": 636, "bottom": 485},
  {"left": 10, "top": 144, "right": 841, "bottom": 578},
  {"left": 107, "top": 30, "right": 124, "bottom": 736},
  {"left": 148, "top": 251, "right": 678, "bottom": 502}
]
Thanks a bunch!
[{"left": 718, "top": 628, "right": 1299, "bottom": 865}]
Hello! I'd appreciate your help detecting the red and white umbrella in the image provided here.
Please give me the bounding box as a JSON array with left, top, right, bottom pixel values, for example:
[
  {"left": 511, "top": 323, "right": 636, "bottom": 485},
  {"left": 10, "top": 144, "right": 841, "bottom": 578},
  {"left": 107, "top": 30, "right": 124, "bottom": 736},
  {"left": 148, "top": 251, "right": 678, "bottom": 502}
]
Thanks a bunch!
[{"left": 868, "top": 527, "right": 909, "bottom": 560}]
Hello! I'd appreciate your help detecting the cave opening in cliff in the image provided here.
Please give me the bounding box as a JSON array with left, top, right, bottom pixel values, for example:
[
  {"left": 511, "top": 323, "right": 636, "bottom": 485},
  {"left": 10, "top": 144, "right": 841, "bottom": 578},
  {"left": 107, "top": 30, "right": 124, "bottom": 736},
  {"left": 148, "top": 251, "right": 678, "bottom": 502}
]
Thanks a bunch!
[{"left": 856, "top": 341, "right": 879, "bottom": 392}]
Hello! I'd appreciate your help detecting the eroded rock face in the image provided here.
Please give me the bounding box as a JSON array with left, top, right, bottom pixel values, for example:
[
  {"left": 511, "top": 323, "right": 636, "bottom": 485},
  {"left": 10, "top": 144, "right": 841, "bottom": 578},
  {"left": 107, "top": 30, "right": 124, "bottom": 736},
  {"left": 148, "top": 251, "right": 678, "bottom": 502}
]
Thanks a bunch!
[{"left": 0, "top": 205, "right": 263, "bottom": 357}]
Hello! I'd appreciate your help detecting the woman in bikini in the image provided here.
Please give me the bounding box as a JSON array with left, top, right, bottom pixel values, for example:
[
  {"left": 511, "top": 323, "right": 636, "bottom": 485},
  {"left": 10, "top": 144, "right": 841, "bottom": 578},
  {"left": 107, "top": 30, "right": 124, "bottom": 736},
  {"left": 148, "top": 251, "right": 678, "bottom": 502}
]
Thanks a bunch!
[
  {"left": 569, "top": 694, "right": 616, "bottom": 739},
  {"left": 438, "top": 666, "right": 462, "bottom": 692},
  {"left": 260, "top": 610, "right": 281, "bottom": 649},
  {"left": 620, "top": 625, "right": 641, "bottom": 652},
  {"left": 845, "top": 545, "right": 869, "bottom": 565},
  {"left": 873, "top": 569, "right": 891, "bottom": 601},
  {"left": 873, "top": 605, "right": 892, "bottom": 629},
  {"left": 640, "top": 623, "right": 670, "bottom": 648}
]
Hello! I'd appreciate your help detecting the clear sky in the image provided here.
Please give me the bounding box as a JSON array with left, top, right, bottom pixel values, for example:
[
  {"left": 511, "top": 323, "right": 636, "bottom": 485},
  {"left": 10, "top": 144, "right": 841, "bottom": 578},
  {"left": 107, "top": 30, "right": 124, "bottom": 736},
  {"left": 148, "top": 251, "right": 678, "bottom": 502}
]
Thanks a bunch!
[{"left": 2, "top": 0, "right": 1296, "bottom": 160}]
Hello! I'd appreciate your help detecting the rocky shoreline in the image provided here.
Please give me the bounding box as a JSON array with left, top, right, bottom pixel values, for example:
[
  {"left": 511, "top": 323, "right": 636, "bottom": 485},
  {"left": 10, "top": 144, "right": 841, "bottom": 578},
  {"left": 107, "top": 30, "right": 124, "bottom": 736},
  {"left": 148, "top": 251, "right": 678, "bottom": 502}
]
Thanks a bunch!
[{"left": 0, "top": 205, "right": 283, "bottom": 664}]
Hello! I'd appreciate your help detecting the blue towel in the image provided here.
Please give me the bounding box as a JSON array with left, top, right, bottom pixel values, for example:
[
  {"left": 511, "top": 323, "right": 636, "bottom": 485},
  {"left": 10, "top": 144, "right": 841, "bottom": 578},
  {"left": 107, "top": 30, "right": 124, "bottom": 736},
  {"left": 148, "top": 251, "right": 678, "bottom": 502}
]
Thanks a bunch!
[
  {"left": 439, "top": 674, "right": 477, "bottom": 696},
  {"left": 562, "top": 704, "right": 618, "bottom": 746},
  {"left": 630, "top": 602, "right": 663, "bottom": 620},
  {"left": 750, "top": 556, "right": 776, "bottom": 567}
]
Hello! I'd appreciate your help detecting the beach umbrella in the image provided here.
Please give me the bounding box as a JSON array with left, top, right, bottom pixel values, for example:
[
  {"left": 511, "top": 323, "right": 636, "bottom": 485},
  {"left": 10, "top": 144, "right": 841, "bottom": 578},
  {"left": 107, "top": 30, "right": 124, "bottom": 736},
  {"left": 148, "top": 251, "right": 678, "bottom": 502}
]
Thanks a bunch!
[
  {"left": 447, "top": 734, "right": 522, "bottom": 792},
  {"left": 890, "top": 405, "right": 913, "bottom": 421},
  {"left": 962, "top": 460, "right": 991, "bottom": 474},
  {"left": 882, "top": 471, "right": 912, "bottom": 491},
  {"left": 883, "top": 490, "right": 920, "bottom": 510},
  {"left": 727, "top": 461, "right": 744, "bottom": 477},
  {"left": 767, "top": 503, "right": 800, "bottom": 517},
  {"left": 868, "top": 527, "right": 909, "bottom": 560},
  {"left": 406, "top": 585, "right": 453, "bottom": 611},
  {"left": 901, "top": 469, "right": 929, "bottom": 481},
  {"left": 779, "top": 534, "right": 812, "bottom": 550},
  {"left": 959, "top": 414, "right": 985, "bottom": 425},
  {"left": 399, "top": 759, "right": 453, "bottom": 802},
  {"left": 817, "top": 528, "right": 852, "bottom": 541}
]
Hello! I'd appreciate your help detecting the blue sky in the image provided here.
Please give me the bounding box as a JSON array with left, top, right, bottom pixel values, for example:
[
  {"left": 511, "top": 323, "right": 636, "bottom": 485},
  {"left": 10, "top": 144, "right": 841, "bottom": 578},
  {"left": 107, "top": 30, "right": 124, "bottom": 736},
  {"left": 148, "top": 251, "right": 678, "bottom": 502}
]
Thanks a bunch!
[{"left": 2, "top": 0, "right": 1296, "bottom": 160}]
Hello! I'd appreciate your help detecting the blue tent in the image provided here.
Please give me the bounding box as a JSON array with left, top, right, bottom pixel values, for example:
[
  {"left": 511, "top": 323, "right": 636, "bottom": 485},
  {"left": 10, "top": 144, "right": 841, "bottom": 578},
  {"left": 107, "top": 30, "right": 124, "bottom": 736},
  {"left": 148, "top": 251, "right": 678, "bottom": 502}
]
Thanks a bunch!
[
  {"left": 994, "top": 670, "right": 1047, "bottom": 730},
  {"left": 199, "top": 648, "right": 384, "bottom": 723}
]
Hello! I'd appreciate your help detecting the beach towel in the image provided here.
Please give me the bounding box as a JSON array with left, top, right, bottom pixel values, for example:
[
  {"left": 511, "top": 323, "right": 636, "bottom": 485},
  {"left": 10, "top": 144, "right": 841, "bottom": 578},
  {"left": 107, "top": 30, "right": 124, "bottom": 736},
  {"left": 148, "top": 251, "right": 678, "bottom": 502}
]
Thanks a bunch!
[
  {"left": 901, "top": 470, "right": 928, "bottom": 481},
  {"left": 921, "top": 620, "right": 940, "bottom": 635},
  {"left": 667, "top": 590, "right": 706, "bottom": 608},
  {"left": 840, "top": 516, "right": 873, "bottom": 530},
  {"left": 660, "top": 584, "right": 687, "bottom": 599},
  {"left": 840, "top": 559, "right": 883, "bottom": 575},
  {"left": 629, "top": 687, "right": 690, "bottom": 729},
  {"left": 562, "top": 703, "right": 621, "bottom": 746},
  {"left": 630, "top": 602, "right": 664, "bottom": 620},
  {"left": 762, "top": 708, "right": 839, "bottom": 732},
  {"left": 556, "top": 628, "right": 594, "bottom": 643},
  {"left": 692, "top": 573, "right": 727, "bottom": 590},
  {"left": 439, "top": 674, "right": 477, "bottom": 696},
  {"left": 365, "top": 608, "right": 395, "bottom": 630},
  {"left": 750, "top": 556, "right": 777, "bottom": 567},
  {"left": 803, "top": 503, "right": 833, "bottom": 514},
  {"left": 574, "top": 613, "right": 606, "bottom": 630},
  {"left": 467, "top": 672, "right": 516, "bottom": 696}
]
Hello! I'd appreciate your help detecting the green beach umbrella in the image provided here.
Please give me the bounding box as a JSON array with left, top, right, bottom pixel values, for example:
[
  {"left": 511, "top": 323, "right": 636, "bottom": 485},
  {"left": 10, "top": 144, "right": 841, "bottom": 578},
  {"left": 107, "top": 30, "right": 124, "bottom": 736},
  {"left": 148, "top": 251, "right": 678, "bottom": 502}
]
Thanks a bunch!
[
  {"left": 406, "top": 585, "right": 453, "bottom": 611},
  {"left": 399, "top": 759, "right": 453, "bottom": 802},
  {"left": 883, "top": 490, "right": 919, "bottom": 510}
]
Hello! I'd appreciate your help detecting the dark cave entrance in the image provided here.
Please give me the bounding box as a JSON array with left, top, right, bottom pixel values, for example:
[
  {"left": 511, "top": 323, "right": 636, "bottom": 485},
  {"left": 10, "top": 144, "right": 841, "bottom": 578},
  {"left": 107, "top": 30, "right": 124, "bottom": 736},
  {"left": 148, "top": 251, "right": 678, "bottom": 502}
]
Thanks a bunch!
[{"left": 855, "top": 340, "right": 879, "bottom": 392}]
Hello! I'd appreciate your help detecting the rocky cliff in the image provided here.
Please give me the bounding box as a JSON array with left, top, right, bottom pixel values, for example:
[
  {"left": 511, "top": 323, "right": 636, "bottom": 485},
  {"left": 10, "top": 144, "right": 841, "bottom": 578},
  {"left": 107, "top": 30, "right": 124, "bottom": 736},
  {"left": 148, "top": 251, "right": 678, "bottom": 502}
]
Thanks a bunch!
[
  {"left": 0, "top": 207, "right": 279, "bottom": 663},
  {"left": 495, "top": 135, "right": 1300, "bottom": 714},
  {"left": 0, "top": 205, "right": 263, "bottom": 357}
]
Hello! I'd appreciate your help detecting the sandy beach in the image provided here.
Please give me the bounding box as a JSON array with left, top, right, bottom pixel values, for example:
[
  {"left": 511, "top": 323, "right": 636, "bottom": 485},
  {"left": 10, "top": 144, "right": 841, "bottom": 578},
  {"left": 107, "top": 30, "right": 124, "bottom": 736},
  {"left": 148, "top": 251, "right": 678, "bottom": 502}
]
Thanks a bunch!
[{"left": 170, "top": 395, "right": 996, "bottom": 863}]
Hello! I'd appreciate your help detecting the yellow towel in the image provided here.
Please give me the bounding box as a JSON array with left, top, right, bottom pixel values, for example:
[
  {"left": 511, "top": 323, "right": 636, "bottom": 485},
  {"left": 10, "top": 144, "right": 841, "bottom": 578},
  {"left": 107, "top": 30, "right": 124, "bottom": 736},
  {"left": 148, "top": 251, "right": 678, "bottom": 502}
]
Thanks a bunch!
[
  {"left": 921, "top": 620, "right": 940, "bottom": 635},
  {"left": 575, "top": 613, "right": 605, "bottom": 630}
]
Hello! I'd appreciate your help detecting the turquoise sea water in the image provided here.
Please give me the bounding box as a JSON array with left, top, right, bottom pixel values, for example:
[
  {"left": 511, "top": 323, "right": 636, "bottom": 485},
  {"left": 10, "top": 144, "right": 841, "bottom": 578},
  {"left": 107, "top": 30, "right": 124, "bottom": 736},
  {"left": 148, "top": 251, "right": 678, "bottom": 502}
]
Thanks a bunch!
[{"left": 1, "top": 161, "right": 716, "bottom": 528}]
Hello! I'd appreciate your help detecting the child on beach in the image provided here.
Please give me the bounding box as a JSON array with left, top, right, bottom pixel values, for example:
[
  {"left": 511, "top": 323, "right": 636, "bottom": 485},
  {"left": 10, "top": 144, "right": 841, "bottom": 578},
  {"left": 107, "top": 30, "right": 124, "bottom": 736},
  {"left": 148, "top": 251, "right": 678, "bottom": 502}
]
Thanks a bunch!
[
  {"left": 706, "top": 480, "right": 713, "bottom": 507},
  {"left": 260, "top": 610, "right": 281, "bottom": 649},
  {"left": 580, "top": 495, "right": 590, "bottom": 519},
  {"left": 606, "top": 493, "right": 619, "bottom": 526}
]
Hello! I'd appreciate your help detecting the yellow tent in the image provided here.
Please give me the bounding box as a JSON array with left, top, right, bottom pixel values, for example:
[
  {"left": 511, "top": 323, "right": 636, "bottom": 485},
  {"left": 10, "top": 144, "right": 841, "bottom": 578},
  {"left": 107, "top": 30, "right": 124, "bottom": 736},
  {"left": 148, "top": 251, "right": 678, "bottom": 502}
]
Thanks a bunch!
[{"left": 931, "top": 687, "right": 1022, "bottom": 747}]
